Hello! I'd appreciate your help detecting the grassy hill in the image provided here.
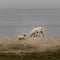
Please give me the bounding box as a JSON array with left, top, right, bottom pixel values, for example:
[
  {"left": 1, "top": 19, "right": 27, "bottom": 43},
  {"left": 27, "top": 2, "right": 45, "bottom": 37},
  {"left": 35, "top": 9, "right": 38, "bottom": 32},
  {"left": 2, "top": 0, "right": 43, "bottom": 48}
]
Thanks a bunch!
[{"left": 0, "top": 37, "right": 60, "bottom": 60}]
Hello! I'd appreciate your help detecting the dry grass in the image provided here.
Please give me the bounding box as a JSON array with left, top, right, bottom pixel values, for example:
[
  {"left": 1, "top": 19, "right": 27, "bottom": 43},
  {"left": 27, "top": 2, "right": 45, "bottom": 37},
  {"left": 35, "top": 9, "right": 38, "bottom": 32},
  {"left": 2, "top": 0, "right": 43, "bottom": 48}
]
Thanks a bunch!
[{"left": 0, "top": 37, "right": 60, "bottom": 54}]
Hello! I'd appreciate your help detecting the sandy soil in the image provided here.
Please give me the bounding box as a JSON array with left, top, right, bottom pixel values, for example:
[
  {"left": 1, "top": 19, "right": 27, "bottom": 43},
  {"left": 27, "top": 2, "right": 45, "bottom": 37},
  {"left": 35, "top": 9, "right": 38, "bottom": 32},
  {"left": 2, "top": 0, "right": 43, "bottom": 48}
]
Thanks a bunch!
[{"left": 0, "top": 37, "right": 60, "bottom": 54}]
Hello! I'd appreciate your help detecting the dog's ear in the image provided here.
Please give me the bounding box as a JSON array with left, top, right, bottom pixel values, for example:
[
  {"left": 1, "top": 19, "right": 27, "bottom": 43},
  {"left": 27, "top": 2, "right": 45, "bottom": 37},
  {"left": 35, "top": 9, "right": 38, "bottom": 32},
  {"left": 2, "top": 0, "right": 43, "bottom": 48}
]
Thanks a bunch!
[{"left": 23, "top": 34, "right": 26, "bottom": 37}]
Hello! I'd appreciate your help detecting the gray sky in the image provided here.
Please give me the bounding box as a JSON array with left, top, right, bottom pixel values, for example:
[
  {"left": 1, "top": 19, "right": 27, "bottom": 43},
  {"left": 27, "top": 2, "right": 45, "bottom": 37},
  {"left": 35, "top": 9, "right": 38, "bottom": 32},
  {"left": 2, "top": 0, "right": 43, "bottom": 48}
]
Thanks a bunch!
[{"left": 0, "top": 0, "right": 60, "bottom": 8}]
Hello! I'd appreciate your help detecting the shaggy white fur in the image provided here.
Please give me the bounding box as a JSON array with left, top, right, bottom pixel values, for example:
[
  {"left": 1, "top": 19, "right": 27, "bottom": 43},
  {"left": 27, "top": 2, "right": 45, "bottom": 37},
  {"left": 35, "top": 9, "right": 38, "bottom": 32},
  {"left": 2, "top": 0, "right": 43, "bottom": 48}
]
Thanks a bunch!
[
  {"left": 30, "top": 25, "right": 45, "bottom": 37},
  {"left": 18, "top": 34, "right": 27, "bottom": 40}
]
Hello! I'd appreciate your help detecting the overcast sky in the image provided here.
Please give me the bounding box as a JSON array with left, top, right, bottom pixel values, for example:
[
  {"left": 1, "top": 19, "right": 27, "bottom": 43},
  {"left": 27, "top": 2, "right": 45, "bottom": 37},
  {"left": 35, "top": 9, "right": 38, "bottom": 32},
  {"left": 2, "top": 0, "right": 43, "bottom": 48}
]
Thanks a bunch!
[{"left": 0, "top": 0, "right": 60, "bottom": 8}]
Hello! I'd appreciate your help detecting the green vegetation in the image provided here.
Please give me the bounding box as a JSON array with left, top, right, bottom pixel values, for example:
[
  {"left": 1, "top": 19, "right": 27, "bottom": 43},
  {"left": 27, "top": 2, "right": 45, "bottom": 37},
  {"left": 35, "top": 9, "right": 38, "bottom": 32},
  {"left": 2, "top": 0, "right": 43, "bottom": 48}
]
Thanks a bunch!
[
  {"left": 0, "top": 37, "right": 60, "bottom": 60},
  {"left": 0, "top": 50, "right": 60, "bottom": 60}
]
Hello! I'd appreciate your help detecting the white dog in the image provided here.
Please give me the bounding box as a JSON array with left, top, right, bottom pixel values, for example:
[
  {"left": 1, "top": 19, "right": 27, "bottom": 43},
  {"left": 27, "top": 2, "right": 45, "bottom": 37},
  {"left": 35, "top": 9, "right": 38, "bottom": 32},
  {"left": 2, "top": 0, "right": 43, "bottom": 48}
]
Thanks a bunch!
[
  {"left": 18, "top": 34, "right": 27, "bottom": 40},
  {"left": 30, "top": 24, "right": 45, "bottom": 37}
]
